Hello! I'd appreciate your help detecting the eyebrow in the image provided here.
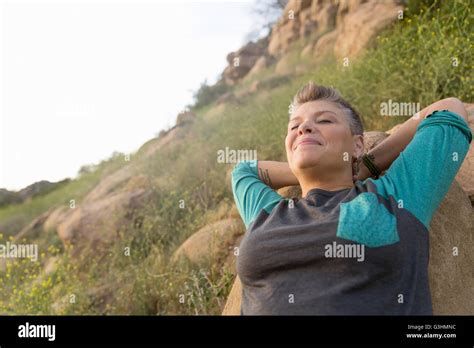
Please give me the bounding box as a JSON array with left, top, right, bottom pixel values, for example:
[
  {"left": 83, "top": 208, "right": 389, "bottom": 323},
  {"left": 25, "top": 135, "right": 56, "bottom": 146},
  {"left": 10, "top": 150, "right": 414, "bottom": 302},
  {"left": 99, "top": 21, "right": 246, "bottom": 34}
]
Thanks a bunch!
[{"left": 289, "top": 110, "right": 337, "bottom": 123}]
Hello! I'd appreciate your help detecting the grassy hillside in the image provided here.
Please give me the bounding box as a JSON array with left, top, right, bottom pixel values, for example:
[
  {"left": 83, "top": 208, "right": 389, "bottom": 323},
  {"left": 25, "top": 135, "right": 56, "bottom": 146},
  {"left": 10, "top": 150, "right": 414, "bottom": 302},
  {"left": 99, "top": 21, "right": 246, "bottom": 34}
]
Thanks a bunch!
[{"left": 0, "top": 0, "right": 472, "bottom": 314}]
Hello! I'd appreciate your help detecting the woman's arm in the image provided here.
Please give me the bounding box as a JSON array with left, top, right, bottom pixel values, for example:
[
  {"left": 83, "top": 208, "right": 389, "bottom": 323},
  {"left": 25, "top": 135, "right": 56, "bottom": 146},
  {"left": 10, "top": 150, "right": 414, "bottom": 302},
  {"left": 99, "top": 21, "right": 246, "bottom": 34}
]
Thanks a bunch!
[
  {"left": 257, "top": 161, "right": 299, "bottom": 190},
  {"left": 356, "top": 98, "right": 468, "bottom": 181}
]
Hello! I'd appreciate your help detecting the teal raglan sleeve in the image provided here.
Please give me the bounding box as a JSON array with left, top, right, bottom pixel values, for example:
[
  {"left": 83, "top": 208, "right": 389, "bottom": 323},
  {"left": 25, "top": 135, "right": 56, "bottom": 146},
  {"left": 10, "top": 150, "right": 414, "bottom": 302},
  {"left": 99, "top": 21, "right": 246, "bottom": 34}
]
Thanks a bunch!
[
  {"left": 367, "top": 110, "right": 472, "bottom": 229},
  {"left": 231, "top": 160, "right": 284, "bottom": 230}
]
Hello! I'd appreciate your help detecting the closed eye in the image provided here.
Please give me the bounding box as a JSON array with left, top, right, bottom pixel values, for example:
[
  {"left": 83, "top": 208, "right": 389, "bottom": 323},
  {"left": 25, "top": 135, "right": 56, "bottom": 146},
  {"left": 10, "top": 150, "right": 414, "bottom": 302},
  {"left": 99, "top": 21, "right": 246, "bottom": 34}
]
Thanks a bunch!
[{"left": 290, "top": 119, "right": 332, "bottom": 130}]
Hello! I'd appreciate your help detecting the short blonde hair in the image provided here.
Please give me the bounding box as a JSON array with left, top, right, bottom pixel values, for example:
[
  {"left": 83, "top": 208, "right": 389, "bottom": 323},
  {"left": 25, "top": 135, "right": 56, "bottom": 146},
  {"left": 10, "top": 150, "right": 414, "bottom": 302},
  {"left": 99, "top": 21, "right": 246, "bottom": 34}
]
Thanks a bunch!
[{"left": 290, "top": 81, "right": 364, "bottom": 135}]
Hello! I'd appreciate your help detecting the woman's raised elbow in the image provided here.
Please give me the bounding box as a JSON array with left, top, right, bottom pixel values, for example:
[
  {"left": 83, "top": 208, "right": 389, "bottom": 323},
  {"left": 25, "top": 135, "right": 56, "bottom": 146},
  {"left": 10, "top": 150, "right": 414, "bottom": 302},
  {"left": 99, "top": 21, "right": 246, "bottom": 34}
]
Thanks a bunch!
[{"left": 438, "top": 97, "right": 468, "bottom": 121}]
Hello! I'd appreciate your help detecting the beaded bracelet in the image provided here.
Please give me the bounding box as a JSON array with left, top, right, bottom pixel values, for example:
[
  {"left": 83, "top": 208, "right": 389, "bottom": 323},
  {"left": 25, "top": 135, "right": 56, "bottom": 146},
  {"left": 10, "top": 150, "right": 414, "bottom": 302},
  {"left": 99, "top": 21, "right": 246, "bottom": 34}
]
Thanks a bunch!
[{"left": 361, "top": 153, "right": 382, "bottom": 179}]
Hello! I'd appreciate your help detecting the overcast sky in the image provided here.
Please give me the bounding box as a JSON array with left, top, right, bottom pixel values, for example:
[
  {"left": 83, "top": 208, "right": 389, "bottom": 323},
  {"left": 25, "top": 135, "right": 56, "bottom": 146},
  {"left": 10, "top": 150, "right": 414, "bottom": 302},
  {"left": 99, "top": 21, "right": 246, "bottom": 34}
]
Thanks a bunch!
[{"left": 1, "top": 0, "right": 261, "bottom": 191}]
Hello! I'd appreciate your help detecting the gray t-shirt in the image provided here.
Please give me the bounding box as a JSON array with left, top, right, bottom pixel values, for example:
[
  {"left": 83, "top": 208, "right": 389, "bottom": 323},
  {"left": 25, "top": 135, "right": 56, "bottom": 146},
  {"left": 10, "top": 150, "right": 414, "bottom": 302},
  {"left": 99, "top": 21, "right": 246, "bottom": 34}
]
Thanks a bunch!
[{"left": 231, "top": 110, "right": 472, "bottom": 315}]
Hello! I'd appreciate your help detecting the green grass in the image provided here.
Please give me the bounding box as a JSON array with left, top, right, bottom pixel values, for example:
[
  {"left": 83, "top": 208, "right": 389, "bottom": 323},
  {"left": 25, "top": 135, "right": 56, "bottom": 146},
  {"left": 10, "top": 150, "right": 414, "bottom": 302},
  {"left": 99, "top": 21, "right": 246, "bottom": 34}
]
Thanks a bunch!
[
  {"left": 0, "top": 0, "right": 472, "bottom": 315},
  {"left": 0, "top": 152, "right": 130, "bottom": 237}
]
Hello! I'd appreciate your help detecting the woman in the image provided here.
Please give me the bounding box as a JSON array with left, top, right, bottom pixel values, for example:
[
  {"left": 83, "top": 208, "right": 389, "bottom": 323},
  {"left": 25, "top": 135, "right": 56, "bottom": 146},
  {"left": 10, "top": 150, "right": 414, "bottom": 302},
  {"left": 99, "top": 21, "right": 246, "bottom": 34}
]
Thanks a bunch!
[{"left": 231, "top": 82, "right": 472, "bottom": 315}]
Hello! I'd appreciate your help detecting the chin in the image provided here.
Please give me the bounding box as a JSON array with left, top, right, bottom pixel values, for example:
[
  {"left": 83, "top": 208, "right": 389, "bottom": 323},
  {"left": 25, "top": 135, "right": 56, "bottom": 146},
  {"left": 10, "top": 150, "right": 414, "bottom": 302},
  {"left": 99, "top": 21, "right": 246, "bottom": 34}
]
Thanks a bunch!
[{"left": 292, "top": 155, "right": 322, "bottom": 170}]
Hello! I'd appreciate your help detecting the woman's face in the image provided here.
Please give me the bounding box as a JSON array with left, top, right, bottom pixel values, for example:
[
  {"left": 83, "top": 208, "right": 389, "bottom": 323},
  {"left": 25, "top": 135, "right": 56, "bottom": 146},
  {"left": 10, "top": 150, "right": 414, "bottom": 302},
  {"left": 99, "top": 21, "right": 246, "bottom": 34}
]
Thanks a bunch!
[{"left": 285, "top": 100, "right": 362, "bottom": 175}]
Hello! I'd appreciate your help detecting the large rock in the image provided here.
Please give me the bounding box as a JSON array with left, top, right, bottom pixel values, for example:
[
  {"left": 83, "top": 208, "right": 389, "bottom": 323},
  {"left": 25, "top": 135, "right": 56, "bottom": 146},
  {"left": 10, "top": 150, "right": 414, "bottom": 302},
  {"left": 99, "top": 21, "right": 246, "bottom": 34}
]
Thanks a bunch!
[
  {"left": 334, "top": 1, "right": 403, "bottom": 58},
  {"left": 312, "top": 29, "right": 338, "bottom": 58},
  {"left": 310, "top": 0, "right": 338, "bottom": 33},
  {"left": 222, "top": 275, "right": 242, "bottom": 315},
  {"left": 275, "top": 52, "right": 296, "bottom": 75},
  {"left": 83, "top": 165, "right": 135, "bottom": 203},
  {"left": 176, "top": 110, "right": 196, "bottom": 127},
  {"left": 244, "top": 55, "right": 275, "bottom": 81},
  {"left": 268, "top": 11, "right": 301, "bottom": 55},
  {"left": 171, "top": 218, "right": 245, "bottom": 268},
  {"left": 428, "top": 180, "right": 474, "bottom": 314},
  {"left": 57, "top": 189, "right": 151, "bottom": 253},
  {"left": 43, "top": 206, "right": 69, "bottom": 232},
  {"left": 456, "top": 103, "right": 474, "bottom": 202},
  {"left": 268, "top": 0, "right": 403, "bottom": 59},
  {"left": 13, "top": 209, "right": 52, "bottom": 242},
  {"left": 223, "top": 37, "right": 268, "bottom": 85},
  {"left": 138, "top": 114, "right": 195, "bottom": 158}
]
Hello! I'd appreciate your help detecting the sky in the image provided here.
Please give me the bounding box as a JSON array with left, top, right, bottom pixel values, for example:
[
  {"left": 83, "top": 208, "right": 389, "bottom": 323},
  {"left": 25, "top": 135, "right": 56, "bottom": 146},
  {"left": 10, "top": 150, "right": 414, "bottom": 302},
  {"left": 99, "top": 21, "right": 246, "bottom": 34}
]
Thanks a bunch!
[{"left": 0, "top": 0, "right": 263, "bottom": 191}]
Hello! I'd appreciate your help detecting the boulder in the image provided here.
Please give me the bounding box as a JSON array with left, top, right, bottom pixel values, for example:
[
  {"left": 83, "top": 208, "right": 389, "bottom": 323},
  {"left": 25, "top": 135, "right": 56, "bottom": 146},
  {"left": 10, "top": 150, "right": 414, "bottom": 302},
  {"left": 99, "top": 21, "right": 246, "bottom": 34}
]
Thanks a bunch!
[
  {"left": 298, "top": 8, "right": 317, "bottom": 38},
  {"left": 83, "top": 164, "right": 135, "bottom": 203},
  {"left": 334, "top": 1, "right": 403, "bottom": 58},
  {"left": 222, "top": 275, "right": 243, "bottom": 315},
  {"left": 245, "top": 56, "right": 270, "bottom": 80},
  {"left": 171, "top": 218, "right": 245, "bottom": 267},
  {"left": 43, "top": 206, "right": 69, "bottom": 232},
  {"left": 268, "top": 0, "right": 403, "bottom": 59},
  {"left": 139, "top": 119, "right": 193, "bottom": 158},
  {"left": 275, "top": 52, "right": 295, "bottom": 75},
  {"left": 57, "top": 189, "right": 151, "bottom": 253},
  {"left": 310, "top": 0, "right": 338, "bottom": 34},
  {"left": 223, "top": 37, "right": 268, "bottom": 85},
  {"left": 312, "top": 29, "right": 339, "bottom": 58},
  {"left": 428, "top": 180, "right": 474, "bottom": 314},
  {"left": 277, "top": 185, "right": 302, "bottom": 199},
  {"left": 456, "top": 103, "right": 474, "bottom": 202},
  {"left": 335, "top": 0, "right": 369, "bottom": 26},
  {"left": 13, "top": 209, "right": 52, "bottom": 242},
  {"left": 176, "top": 111, "right": 196, "bottom": 126}
]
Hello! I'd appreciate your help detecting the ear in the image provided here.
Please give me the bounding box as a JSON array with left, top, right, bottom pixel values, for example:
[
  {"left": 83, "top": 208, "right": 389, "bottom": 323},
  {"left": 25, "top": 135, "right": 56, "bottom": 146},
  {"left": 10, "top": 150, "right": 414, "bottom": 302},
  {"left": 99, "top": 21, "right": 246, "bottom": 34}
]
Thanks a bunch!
[{"left": 352, "top": 134, "right": 364, "bottom": 159}]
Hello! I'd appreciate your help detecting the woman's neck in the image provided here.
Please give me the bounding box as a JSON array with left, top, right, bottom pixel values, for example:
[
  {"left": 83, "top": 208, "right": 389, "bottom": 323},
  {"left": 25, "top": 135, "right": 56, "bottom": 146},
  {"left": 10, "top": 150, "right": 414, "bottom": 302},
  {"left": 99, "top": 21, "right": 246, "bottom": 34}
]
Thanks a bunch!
[{"left": 298, "top": 169, "right": 354, "bottom": 198}]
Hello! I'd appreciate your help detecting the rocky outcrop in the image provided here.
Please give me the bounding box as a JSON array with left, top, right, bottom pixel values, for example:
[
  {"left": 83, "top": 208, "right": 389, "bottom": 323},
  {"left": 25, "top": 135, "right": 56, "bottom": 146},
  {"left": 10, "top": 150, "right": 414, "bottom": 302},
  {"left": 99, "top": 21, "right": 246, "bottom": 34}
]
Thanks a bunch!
[
  {"left": 223, "top": 37, "right": 269, "bottom": 85},
  {"left": 43, "top": 206, "right": 69, "bottom": 232},
  {"left": 428, "top": 180, "right": 474, "bottom": 314},
  {"left": 176, "top": 110, "right": 196, "bottom": 127},
  {"left": 222, "top": 275, "right": 242, "bottom": 315},
  {"left": 222, "top": 0, "right": 405, "bottom": 85},
  {"left": 334, "top": 0, "right": 403, "bottom": 58},
  {"left": 83, "top": 165, "right": 135, "bottom": 203},
  {"left": 172, "top": 218, "right": 244, "bottom": 271},
  {"left": 57, "top": 189, "right": 151, "bottom": 253},
  {"left": 137, "top": 111, "right": 196, "bottom": 159},
  {"left": 274, "top": 0, "right": 404, "bottom": 58},
  {"left": 13, "top": 209, "right": 52, "bottom": 242},
  {"left": 457, "top": 103, "right": 474, "bottom": 203}
]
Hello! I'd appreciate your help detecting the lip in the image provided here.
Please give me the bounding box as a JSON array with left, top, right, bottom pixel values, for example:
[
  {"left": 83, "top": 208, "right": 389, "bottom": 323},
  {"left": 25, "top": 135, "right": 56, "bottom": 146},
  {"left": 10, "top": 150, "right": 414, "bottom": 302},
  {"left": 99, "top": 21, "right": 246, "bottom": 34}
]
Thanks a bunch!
[{"left": 294, "top": 138, "right": 322, "bottom": 150}]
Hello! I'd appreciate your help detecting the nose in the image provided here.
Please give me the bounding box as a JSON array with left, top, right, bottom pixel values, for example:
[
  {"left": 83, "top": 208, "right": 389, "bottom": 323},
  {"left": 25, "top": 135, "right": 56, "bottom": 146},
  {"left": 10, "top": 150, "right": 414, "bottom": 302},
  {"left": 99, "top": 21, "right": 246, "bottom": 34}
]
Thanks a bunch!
[{"left": 297, "top": 120, "right": 314, "bottom": 135}]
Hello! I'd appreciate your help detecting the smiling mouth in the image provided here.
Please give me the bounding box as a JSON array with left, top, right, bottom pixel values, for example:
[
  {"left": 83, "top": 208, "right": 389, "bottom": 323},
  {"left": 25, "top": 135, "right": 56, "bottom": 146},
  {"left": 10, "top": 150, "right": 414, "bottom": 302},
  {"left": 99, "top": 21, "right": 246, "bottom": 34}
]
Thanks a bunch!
[{"left": 295, "top": 141, "right": 321, "bottom": 150}]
